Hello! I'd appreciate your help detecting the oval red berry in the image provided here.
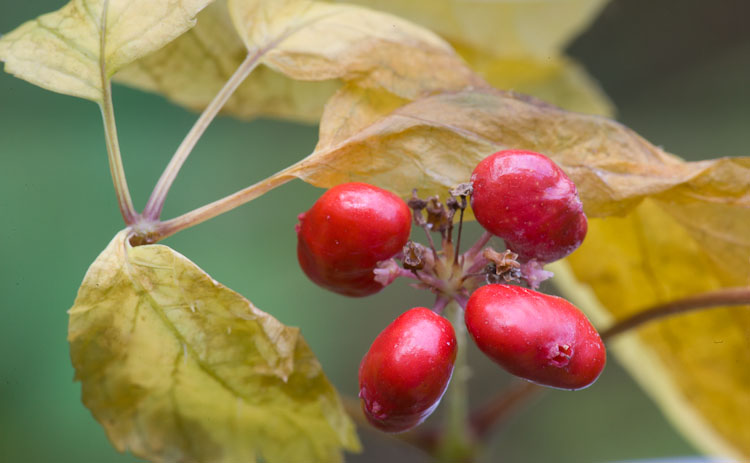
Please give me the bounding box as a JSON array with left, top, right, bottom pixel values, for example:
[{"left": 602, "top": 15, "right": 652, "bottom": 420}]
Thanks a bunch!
[
  {"left": 465, "top": 284, "right": 605, "bottom": 390},
  {"left": 470, "top": 150, "right": 587, "bottom": 263},
  {"left": 296, "top": 182, "right": 411, "bottom": 297},
  {"left": 359, "top": 307, "right": 457, "bottom": 432}
]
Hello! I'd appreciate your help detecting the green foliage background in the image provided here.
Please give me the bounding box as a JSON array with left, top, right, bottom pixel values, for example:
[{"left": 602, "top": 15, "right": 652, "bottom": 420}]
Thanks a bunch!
[{"left": 1, "top": 1, "right": 748, "bottom": 462}]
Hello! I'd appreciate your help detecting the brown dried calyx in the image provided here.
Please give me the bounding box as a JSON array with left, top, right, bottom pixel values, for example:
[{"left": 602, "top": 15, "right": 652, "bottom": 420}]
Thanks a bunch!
[
  {"left": 483, "top": 248, "right": 521, "bottom": 283},
  {"left": 403, "top": 241, "right": 426, "bottom": 271}
]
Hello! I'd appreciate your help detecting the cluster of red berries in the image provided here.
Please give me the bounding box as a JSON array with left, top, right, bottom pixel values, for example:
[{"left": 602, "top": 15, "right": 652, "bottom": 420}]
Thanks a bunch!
[{"left": 296, "top": 150, "right": 606, "bottom": 433}]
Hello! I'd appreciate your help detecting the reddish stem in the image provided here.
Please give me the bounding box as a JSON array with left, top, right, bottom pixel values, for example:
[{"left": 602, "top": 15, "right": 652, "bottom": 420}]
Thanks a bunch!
[{"left": 601, "top": 287, "right": 750, "bottom": 341}]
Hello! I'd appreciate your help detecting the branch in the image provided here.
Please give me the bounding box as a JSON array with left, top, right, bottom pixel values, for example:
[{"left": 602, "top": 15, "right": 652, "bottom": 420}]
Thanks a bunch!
[{"left": 601, "top": 287, "right": 750, "bottom": 341}]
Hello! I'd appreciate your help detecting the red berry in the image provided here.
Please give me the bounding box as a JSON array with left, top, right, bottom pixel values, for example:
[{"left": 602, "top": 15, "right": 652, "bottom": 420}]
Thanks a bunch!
[
  {"left": 296, "top": 182, "right": 412, "bottom": 297},
  {"left": 465, "top": 284, "right": 605, "bottom": 390},
  {"left": 470, "top": 150, "right": 587, "bottom": 263},
  {"left": 359, "top": 307, "right": 457, "bottom": 432}
]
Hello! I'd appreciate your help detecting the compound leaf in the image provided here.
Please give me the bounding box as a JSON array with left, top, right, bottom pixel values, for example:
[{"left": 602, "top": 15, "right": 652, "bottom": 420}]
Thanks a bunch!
[
  {"left": 68, "top": 230, "right": 359, "bottom": 463},
  {"left": 0, "top": 0, "right": 214, "bottom": 102}
]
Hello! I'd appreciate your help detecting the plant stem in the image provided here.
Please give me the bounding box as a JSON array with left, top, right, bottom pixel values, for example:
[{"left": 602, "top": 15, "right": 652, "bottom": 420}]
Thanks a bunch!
[
  {"left": 153, "top": 169, "right": 295, "bottom": 241},
  {"left": 142, "top": 51, "right": 265, "bottom": 220},
  {"left": 100, "top": 79, "right": 137, "bottom": 225},
  {"left": 437, "top": 301, "right": 475, "bottom": 463},
  {"left": 98, "top": 0, "right": 136, "bottom": 225},
  {"left": 601, "top": 287, "right": 750, "bottom": 341}
]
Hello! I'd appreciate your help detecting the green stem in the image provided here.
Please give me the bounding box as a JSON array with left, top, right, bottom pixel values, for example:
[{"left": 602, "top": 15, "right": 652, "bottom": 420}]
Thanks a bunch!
[
  {"left": 142, "top": 50, "right": 265, "bottom": 220},
  {"left": 437, "top": 301, "right": 475, "bottom": 463},
  {"left": 100, "top": 76, "right": 136, "bottom": 224}
]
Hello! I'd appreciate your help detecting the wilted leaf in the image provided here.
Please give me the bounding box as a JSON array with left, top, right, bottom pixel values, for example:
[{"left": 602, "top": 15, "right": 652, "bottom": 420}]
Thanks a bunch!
[
  {"left": 340, "top": 0, "right": 611, "bottom": 115},
  {"left": 0, "top": 0, "right": 213, "bottom": 102},
  {"left": 68, "top": 230, "right": 359, "bottom": 463},
  {"left": 339, "top": 0, "right": 608, "bottom": 58},
  {"left": 453, "top": 43, "right": 613, "bottom": 116},
  {"left": 272, "top": 87, "right": 750, "bottom": 460},
  {"left": 117, "top": 0, "right": 483, "bottom": 122},
  {"left": 228, "top": 0, "right": 483, "bottom": 98}
]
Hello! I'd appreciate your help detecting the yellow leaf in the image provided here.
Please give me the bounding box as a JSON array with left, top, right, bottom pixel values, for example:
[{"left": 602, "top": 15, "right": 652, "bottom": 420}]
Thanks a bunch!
[
  {"left": 68, "top": 230, "right": 360, "bottom": 463},
  {"left": 339, "top": 0, "right": 608, "bottom": 58},
  {"left": 0, "top": 0, "right": 214, "bottom": 102},
  {"left": 551, "top": 199, "right": 750, "bottom": 460}
]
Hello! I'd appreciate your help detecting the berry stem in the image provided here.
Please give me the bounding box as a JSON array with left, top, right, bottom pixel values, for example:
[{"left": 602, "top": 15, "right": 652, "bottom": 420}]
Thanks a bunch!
[
  {"left": 436, "top": 301, "right": 475, "bottom": 463},
  {"left": 433, "top": 296, "right": 450, "bottom": 315},
  {"left": 142, "top": 50, "right": 264, "bottom": 220},
  {"left": 601, "top": 287, "right": 750, "bottom": 341},
  {"left": 454, "top": 207, "right": 465, "bottom": 265}
]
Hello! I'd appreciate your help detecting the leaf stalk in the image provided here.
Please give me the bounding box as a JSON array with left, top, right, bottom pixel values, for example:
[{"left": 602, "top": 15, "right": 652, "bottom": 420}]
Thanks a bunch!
[{"left": 143, "top": 50, "right": 265, "bottom": 220}]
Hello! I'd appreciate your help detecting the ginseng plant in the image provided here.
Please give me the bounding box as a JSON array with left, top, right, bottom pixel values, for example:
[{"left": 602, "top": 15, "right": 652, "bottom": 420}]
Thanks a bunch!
[{"left": 2, "top": 1, "right": 749, "bottom": 462}]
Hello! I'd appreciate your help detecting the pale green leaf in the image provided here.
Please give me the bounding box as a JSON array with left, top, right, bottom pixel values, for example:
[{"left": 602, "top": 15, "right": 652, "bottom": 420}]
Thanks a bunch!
[
  {"left": 0, "top": 0, "right": 214, "bottom": 102},
  {"left": 68, "top": 230, "right": 359, "bottom": 463}
]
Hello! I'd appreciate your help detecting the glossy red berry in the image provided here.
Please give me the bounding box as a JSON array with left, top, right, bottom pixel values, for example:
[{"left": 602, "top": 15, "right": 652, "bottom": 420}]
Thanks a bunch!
[
  {"left": 465, "top": 284, "right": 605, "bottom": 390},
  {"left": 359, "top": 307, "right": 457, "bottom": 432},
  {"left": 470, "top": 150, "right": 587, "bottom": 263},
  {"left": 296, "top": 182, "right": 412, "bottom": 297}
]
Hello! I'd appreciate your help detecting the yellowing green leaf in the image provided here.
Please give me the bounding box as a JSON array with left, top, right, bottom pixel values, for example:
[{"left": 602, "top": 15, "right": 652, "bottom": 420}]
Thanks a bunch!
[
  {"left": 68, "top": 230, "right": 359, "bottom": 463},
  {"left": 0, "top": 0, "right": 214, "bottom": 102}
]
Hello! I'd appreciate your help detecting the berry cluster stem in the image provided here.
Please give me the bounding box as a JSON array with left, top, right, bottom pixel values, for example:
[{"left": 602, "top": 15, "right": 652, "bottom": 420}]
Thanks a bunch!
[{"left": 143, "top": 50, "right": 265, "bottom": 220}]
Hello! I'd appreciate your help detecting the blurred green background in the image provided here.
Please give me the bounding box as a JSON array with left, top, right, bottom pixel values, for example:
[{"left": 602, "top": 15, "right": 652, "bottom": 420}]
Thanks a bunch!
[{"left": 1, "top": 1, "right": 748, "bottom": 462}]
